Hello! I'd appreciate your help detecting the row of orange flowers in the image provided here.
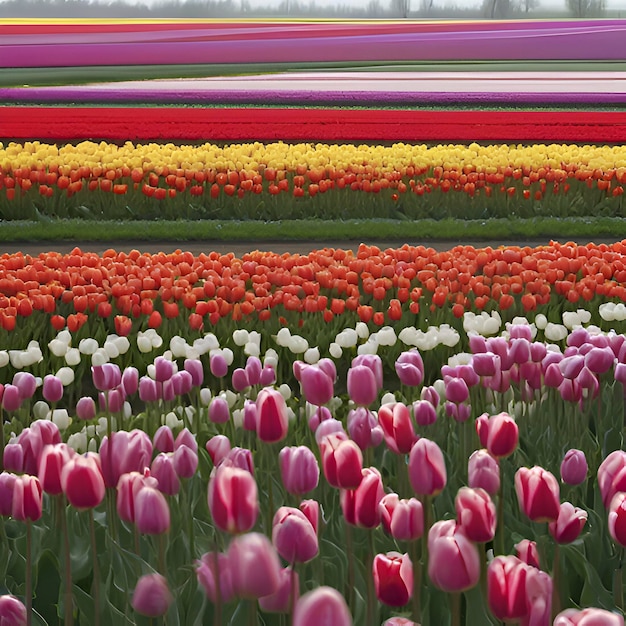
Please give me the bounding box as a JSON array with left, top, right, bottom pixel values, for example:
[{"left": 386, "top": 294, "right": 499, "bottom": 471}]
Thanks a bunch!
[{"left": 0, "top": 241, "right": 626, "bottom": 337}]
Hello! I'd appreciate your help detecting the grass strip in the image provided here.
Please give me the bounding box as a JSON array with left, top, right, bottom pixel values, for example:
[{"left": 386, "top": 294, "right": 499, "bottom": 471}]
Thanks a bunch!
[{"left": 1, "top": 217, "right": 625, "bottom": 244}]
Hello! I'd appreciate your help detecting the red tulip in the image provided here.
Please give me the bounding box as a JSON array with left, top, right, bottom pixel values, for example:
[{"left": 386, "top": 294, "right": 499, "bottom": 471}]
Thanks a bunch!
[
  {"left": 256, "top": 387, "right": 289, "bottom": 443},
  {"left": 514, "top": 466, "right": 560, "bottom": 523},
  {"left": 38, "top": 443, "right": 74, "bottom": 496},
  {"left": 340, "top": 467, "right": 385, "bottom": 529},
  {"left": 548, "top": 502, "right": 587, "bottom": 544},
  {"left": 455, "top": 486, "right": 497, "bottom": 543},
  {"left": 293, "top": 586, "right": 352, "bottom": 626},
  {"left": 408, "top": 438, "right": 446, "bottom": 497},
  {"left": 378, "top": 402, "right": 418, "bottom": 455},
  {"left": 207, "top": 464, "right": 258, "bottom": 534},
  {"left": 319, "top": 433, "right": 363, "bottom": 490},
  {"left": 61, "top": 453, "right": 105, "bottom": 510},
  {"left": 428, "top": 520, "right": 479, "bottom": 592},
  {"left": 11, "top": 474, "right": 43, "bottom": 522},
  {"left": 475, "top": 411, "right": 519, "bottom": 459},
  {"left": 272, "top": 507, "right": 318, "bottom": 563},
  {"left": 373, "top": 552, "right": 413, "bottom": 607}
]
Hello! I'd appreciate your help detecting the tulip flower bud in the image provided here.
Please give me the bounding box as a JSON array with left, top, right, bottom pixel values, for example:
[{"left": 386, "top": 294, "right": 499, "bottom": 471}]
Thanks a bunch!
[
  {"left": 132, "top": 573, "right": 173, "bottom": 618},
  {"left": 208, "top": 465, "right": 258, "bottom": 534},
  {"left": 378, "top": 402, "right": 418, "bottom": 455},
  {"left": 139, "top": 376, "right": 159, "bottom": 403},
  {"left": 298, "top": 362, "right": 335, "bottom": 407},
  {"left": 386, "top": 496, "right": 424, "bottom": 542},
  {"left": 455, "top": 486, "right": 497, "bottom": 543},
  {"left": 210, "top": 353, "right": 229, "bottom": 378},
  {"left": 196, "top": 551, "right": 235, "bottom": 604},
  {"left": 92, "top": 363, "right": 122, "bottom": 391},
  {"left": 279, "top": 446, "right": 319, "bottom": 496},
  {"left": 228, "top": 532, "right": 282, "bottom": 599},
  {"left": 548, "top": 502, "right": 587, "bottom": 544},
  {"left": 153, "top": 426, "right": 175, "bottom": 454},
  {"left": 3, "top": 443, "right": 24, "bottom": 474},
  {"left": 256, "top": 387, "right": 289, "bottom": 443},
  {"left": 347, "top": 407, "right": 383, "bottom": 451},
  {"left": 514, "top": 466, "right": 560, "bottom": 523},
  {"left": 299, "top": 499, "right": 319, "bottom": 535},
  {"left": 62, "top": 453, "right": 105, "bottom": 510},
  {"left": 319, "top": 433, "right": 363, "bottom": 490},
  {"left": 38, "top": 443, "right": 74, "bottom": 496},
  {"left": 121, "top": 366, "right": 139, "bottom": 396},
  {"left": 13, "top": 372, "right": 37, "bottom": 400},
  {"left": 173, "top": 444, "right": 198, "bottom": 479},
  {"left": 135, "top": 486, "right": 170, "bottom": 534},
  {"left": 2, "top": 384, "right": 22, "bottom": 412},
  {"left": 428, "top": 520, "right": 480, "bottom": 592},
  {"left": 0, "top": 594, "right": 27, "bottom": 626},
  {"left": 560, "top": 449, "right": 588, "bottom": 486},
  {"left": 599, "top": 450, "right": 626, "bottom": 509},
  {"left": 205, "top": 435, "right": 231, "bottom": 466},
  {"left": 395, "top": 349, "right": 424, "bottom": 387},
  {"left": 475, "top": 412, "right": 519, "bottom": 459},
  {"left": 153, "top": 356, "right": 175, "bottom": 382},
  {"left": 347, "top": 365, "right": 379, "bottom": 407},
  {"left": 12, "top": 474, "right": 43, "bottom": 522},
  {"left": 221, "top": 447, "right": 255, "bottom": 474},
  {"left": 151, "top": 453, "right": 180, "bottom": 496},
  {"left": 412, "top": 400, "right": 437, "bottom": 427},
  {"left": 293, "top": 586, "right": 352, "bottom": 626},
  {"left": 117, "top": 470, "right": 158, "bottom": 523},
  {"left": 373, "top": 552, "right": 413, "bottom": 607},
  {"left": 515, "top": 539, "right": 540, "bottom": 569},
  {"left": 340, "top": 467, "right": 385, "bottom": 529},
  {"left": 75, "top": 396, "right": 97, "bottom": 421},
  {"left": 42, "top": 374, "right": 63, "bottom": 404},
  {"left": 554, "top": 608, "right": 624, "bottom": 625},
  {"left": 468, "top": 449, "right": 500, "bottom": 495},
  {"left": 272, "top": 506, "right": 319, "bottom": 564},
  {"left": 408, "top": 438, "right": 446, "bottom": 497},
  {"left": 259, "top": 567, "right": 299, "bottom": 614}
]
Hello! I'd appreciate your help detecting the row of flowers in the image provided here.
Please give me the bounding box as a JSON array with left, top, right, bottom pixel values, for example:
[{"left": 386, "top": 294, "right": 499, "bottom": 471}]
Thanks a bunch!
[
  {"left": 2, "top": 319, "right": 626, "bottom": 625},
  {"left": 1, "top": 141, "right": 625, "bottom": 220}
]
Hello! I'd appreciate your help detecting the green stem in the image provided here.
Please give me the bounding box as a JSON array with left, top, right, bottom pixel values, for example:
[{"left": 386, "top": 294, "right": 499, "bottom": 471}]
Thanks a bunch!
[
  {"left": 409, "top": 539, "right": 421, "bottom": 624},
  {"left": 60, "top": 495, "right": 74, "bottom": 626},
  {"left": 212, "top": 537, "right": 222, "bottom": 626},
  {"left": 552, "top": 543, "right": 561, "bottom": 621},
  {"left": 495, "top": 463, "right": 505, "bottom": 556},
  {"left": 26, "top": 521, "right": 32, "bottom": 626},
  {"left": 158, "top": 533, "right": 167, "bottom": 576},
  {"left": 0, "top": 406, "right": 4, "bottom": 472},
  {"left": 614, "top": 546, "right": 625, "bottom": 612},
  {"left": 422, "top": 495, "right": 432, "bottom": 583},
  {"left": 89, "top": 510, "right": 101, "bottom": 626},
  {"left": 451, "top": 592, "right": 461, "bottom": 626},
  {"left": 288, "top": 564, "right": 297, "bottom": 626},
  {"left": 248, "top": 599, "right": 257, "bottom": 626},
  {"left": 345, "top": 521, "right": 356, "bottom": 616},
  {"left": 366, "top": 530, "right": 376, "bottom": 626}
]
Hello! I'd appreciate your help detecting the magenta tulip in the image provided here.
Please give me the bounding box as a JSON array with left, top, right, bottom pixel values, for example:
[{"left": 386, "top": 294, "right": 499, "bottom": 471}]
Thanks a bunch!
[
  {"left": 548, "top": 502, "right": 587, "bottom": 544},
  {"left": 378, "top": 402, "right": 418, "bottom": 455},
  {"left": 62, "top": 453, "right": 105, "bottom": 510},
  {"left": 515, "top": 539, "right": 540, "bottom": 569},
  {"left": 373, "top": 552, "right": 413, "bottom": 607},
  {"left": 209, "top": 353, "right": 228, "bottom": 378},
  {"left": 0, "top": 594, "right": 27, "bottom": 626},
  {"left": 75, "top": 396, "right": 97, "bottom": 421},
  {"left": 11, "top": 474, "right": 43, "bottom": 522},
  {"left": 91, "top": 363, "right": 122, "bottom": 391},
  {"left": 609, "top": 492, "right": 626, "bottom": 547},
  {"left": 135, "top": 486, "right": 170, "bottom": 535},
  {"left": 121, "top": 366, "right": 139, "bottom": 396},
  {"left": 38, "top": 443, "right": 74, "bottom": 496},
  {"left": 132, "top": 573, "right": 173, "bottom": 618},
  {"left": 259, "top": 567, "right": 299, "bottom": 613},
  {"left": 42, "top": 374, "right": 63, "bottom": 403},
  {"left": 347, "top": 407, "right": 384, "bottom": 451},
  {"left": 412, "top": 400, "right": 437, "bottom": 427},
  {"left": 279, "top": 446, "right": 319, "bottom": 496},
  {"left": 468, "top": 449, "right": 500, "bottom": 495},
  {"left": 340, "top": 467, "right": 385, "bottom": 529},
  {"left": 117, "top": 470, "right": 158, "bottom": 523},
  {"left": 196, "top": 551, "right": 235, "bottom": 604},
  {"left": 153, "top": 426, "right": 175, "bottom": 454},
  {"left": 208, "top": 396, "right": 230, "bottom": 424},
  {"left": 0, "top": 472, "right": 17, "bottom": 517},
  {"left": 100, "top": 429, "right": 153, "bottom": 489},
  {"left": 475, "top": 411, "right": 519, "bottom": 459},
  {"left": 272, "top": 506, "right": 319, "bottom": 563},
  {"left": 298, "top": 362, "right": 335, "bottom": 406},
  {"left": 560, "top": 449, "right": 588, "bottom": 486},
  {"left": 408, "top": 438, "right": 446, "bottom": 497},
  {"left": 293, "top": 586, "right": 352, "bottom": 626},
  {"left": 319, "top": 433, "right": 363, "bottom": 490},
  {"left": 256, "top": 387, "right": 289, "bottom": 443},
  {"left": 554, "top": 608, "right": 624, "bottom": 625},
  {"left": 205, "top": 435, "right": 231, "bottom": 466},
  {"left": 173, "top": 445, "right": 198, "bottom": 479},
  {"left": 598, "top": 450, "right": 626, "bottom": 508},
  {"left": 151, "top": 453, "right": 180, "bottom": 496},
  {"left": 455, "top": 486, "right": 497, "bottom": 543},
  {"left": 299, "top": 499, "right": 320, "bottom": 535},
  {"left": 395, "top": 349, "right": 424, "bottom": 387},
  {"left": 380, "top": 495, "right": 424, "bottom": 541}
]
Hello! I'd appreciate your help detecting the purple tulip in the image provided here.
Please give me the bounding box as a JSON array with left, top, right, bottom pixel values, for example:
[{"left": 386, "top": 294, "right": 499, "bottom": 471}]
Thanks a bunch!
[
  {"left": 42, "top": 375, "right": 64, "bottom": 404},
  {"left": 395, "top": 349, "right": 424, "bottom": 387}
]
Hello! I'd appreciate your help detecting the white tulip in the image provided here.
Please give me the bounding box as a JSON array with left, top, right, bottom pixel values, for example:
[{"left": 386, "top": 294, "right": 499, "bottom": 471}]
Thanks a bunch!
[
  {"left": 199, "top": 388, "right": 212, "bottom": 406},
  {"left": 137, "top": 335, "right": 153, "bottom": 353},
  {"left": 433, "top": 378, "right": 446, "bottom": 398},
  {"left": 329, "top": 343, "right": 343, "bottom": 359},
  {"left": 447, "top": 352, "right": 473, "bottom": 367},
  {"left": 279, "top": 384, "right": 292, "bottom": 401},
  {"left": 224, "top": 390, "right": 238, "bottom": 408},
  {"left": 534, "top": 313, "right": 548, "bottom": 330},
  {"left": 244, "top": 342, "right": 260, "bottom": 357},
  {"left": 233, "top": 329, "right": 249, "bottom": 346},
  {"left": 50, "top": 409, "right": 71, "bottom": 430},
  {"left": 275, "top": 328, "right": 292, "bottom": 347},
  {"left": 232, "top": 408, "right": 244, "bottom": 429},
  {"left": 544, "top": 323, "right": 568, "bottom": 342},
  {"left": 288, "top": 335, "right": 309, "bottom": 354},
  {"left": 398, "top": 326, "right": 419, "bottom": 346},
  {"left": 202, "top": 332, "right": 220, "bottom": 351},
  {"left": 170, "top": 336, "right": 188, "bottom": 359},
  {"left": 248, "top": 331, "right": 261, "bottom": 347},
  {"left": 112, "top": 335, "right": 130, "bottom": 355},
  {"left": 65, "top": 348, "right": 81, "bottom": 366},
  {"left": 336, "top": 329, "right": 358, "bottom": 348},
  {"left": 377, "top": 326, "right": 397, "bottom": 347},
  {"left": 78, "top": 337, "right": 98, "bottom": 355},
  {"left": 57, "top": 330, "right": 72, "bottom": 345},
  {"left": 88, "top": 437, "right": 98, "bottom": 453},
  {"left": 562, "top": 312, "right": 582, "bottom": 330},
  {"left": 67, "top": 431, "right": 87, "bottom": 453},
  {"left": 164, "top": 411, "right": 183, "bottom": 430},
  {"left": 103, "top": 340, "right": 120, "bottom": 359},
  {"left": 263, "top": 348, "right": 278, "bottom": 369},
  {"left": 91, "top": 349, "right": 110, "bottom": 366},
  {"left": 56, "top": 367, "right": 75, "bottom": 386},
  {"left": 380, "top": 392, "right": 396, "bottom": 405},
  {"left": 355, "top": 322, "right": 370, "bottom": 339},
  {"left": 8, "top": 351, "right": 23, "bottom": 369},
  {"left": 357, "top": 339, "right": 379, "bottom": 355},
  {"left": 0, "top": 351, "right": 8, "bottom": 368},
  {"left": 33, "top": 401, "right": 50, "bottom": 420},
  {"left": 304, "top": 347, "right": 320, "bottom": 364},
  {"left": 577, "top": 308, "right": 591, "bottom": 324},
  {"left": 49, "top": 338, "right": 69, "bottom": 358}
]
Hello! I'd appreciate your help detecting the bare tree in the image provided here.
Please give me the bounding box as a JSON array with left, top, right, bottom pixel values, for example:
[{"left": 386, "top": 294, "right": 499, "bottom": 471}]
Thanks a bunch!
[
  {"left": 566, "top": 0, "right": 606, "bottom": 16},
  {"left": 391, "top": 0, "right": 410, "bottom": 17},
  {"left": 521, "top": 0, "right": 539, "bottom": 12},
  {"left": 419, "top": 0, "right": 434, "bottom": 15},
  {"left": 482, "top": 0, "right": 513, "bottom": 18}
]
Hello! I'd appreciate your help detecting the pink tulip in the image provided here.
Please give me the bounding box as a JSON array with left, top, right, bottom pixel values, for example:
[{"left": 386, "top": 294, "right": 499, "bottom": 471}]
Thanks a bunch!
[
  {"left": 42, "top": 374, "right": 63, "bottom": 403},
  {"left": 272, "top": 507, "right": 319, "bottom": 563},
  {"left": 548, "top": 502, "right": 587, "bottom": 544},
  {"left": 171, "top": 370, "right": 193, "bottom": 397},
  {"left": 205, "top": 435, "right": 231, "bottom": 466},
  {"left": 121, "top": 366, "right": 139, "bottom": 396},
  {"left": 373, "top": 552, "right": 413, "bottom": 607},
  {"left": 132, "top": 573, "right": 173, "bottom": 617},
  {"left": 412, "top": 400, "right": 437, "bottom": 427},
  {"left": 13, "top": 372, "right": 37, "bottom": 400},
  {"left": 208, "top": 396, "right": 230, "bottom": 424},
  {"left": 184, "top": 358, "right": 204, "bottom": 387},
  {"left": 279, "top": 446, "right": 319, "bottom": 496},
  {"left": 560, "top": 449, "right": 588, "bottom": 486},
  {"left": 139, "top": 377, "right": 159, "bottom": 403},
  {"left": 38, "top": 443, "right": 74, "bottom": 496},
  {"left": 208, "top": 465, "right": 258, "bottom": 534},
  {"left": 554, "top": 608, "right": 624, "bottom": 625},
  {"left": 256, "top": 387, "right": 289, "bottom": 443},
  {"left": 383, "top": 619, "right": 419, "bottom": 626},
  {"left": 100, "top": 429, "right": 153, "bottom": 489},
  {"left": 209, "top": 353, "right": 228, "bottom": 378},
  {"left": 298, "top": 362, "right": 335, "bottom": 406},
  {"left": 455, "top": 486, "right": 497, "bottom": 543},
  {"left": 1, "top": 384, "right": 21, "bottom": 412},
  {"left": 231, "top": 368, "right": 250, "bottom": 392},
  {"left": 243, "top": 399, "right": 257, "bottom": 432},
  {"left": 475, "top": 411, "right": 519, "bottom": 459},
  {"left": 348, "top": 355, "right": 383, "bottom": 406},
  {"left": 428, "top": 520, "right": 480, "bottom": 592},
  {"left": 472, "top": 352, "right": 499, "bottom": 377},
  {"left": 378, "top": 402, "right": 418, "bottom": 455},
  {"left": 347, "top": 407, "right": 384, "bottom": 450},
  {"left": 308, "top": 406, "right": 333, "bottom": 432},
  {"left": 11, "top": 474, "right": 43, "bottom": 522},
  {"left": 379, "top": 493, "right": 400, "bottom": 535},
  {"left": 173, "top": 445, "right": 198, "bottom": 479},
  {"left": 340, "top": 467, "right": 385, "bottom": 529},
  {"left": 380, "top": 495, "right": 424, "bottom": 541},
  {"left": 174, "top": 429, "right": 197, "bottom": 453},
  {"left": 515, "top": 539, "right": 540, "bottom": 569},
  {"left": 514, "top": 466, "right": 560, "bottom": 523},
  {"left": 0, "top": 594, "right": 27, "bottom": 626},
  {"left": 151, "top": 453, "right": 180, "bottom": 496},
  {"left": 221, "top": 447, "right": 254, "bottom": 475},
  {"left": 135, "top": 486, "right": 170, "bottom": 535},
  {"left": 259, "top": 567, "right": 299, "bottom": 613},
  {"left": 0, "top": 472, "right": 17, "bottom": 517},
  {"left": 3, "top": 444, "right": 24, "bottom": 474},
  {"left": 91, "top": 363, "right": 122, "bottom": 391},
  {"left": 444, "top": 376, "right": 470, "bottom": 405},
  {"left": 62, "top": 454, "right": 105, "bottom": 510},
  {"left": 75, "top": 396, "right": 96, "bottom": 421},
  {"left": 117, "top": 470, "right": 158, "bottom": 523},
  {"left": 487, "top": 555, "right": 534, "bottom": 621},
  {"left": 228, "top": 532, "right": 282, "bottom": 599},
  {"left": 315, "top": 419, "right": 346, "bottom": 444},
  {"left": 293, "top": 586, "right": 352, "bottom": 626},
  {"left": 153, "top": 426, "right": 175, "bottom": 454},
  {"left": 153, "top": 356, "right": 175, "bottom": 383},
  {"left": 395, "top": 349, "right": 424, "bottom": 387},
  {"left": 584, "top": 346, "right": 615, "bottom": 374},
  {"left": 468, "top": 449, "right": 500, "bottom": 495},
  {"left": 408, "top": 438, "right": 446, "bottom": 497},
  {"left": 598, "top": 450, "right": 626, "bottom": 508},
  {"left": 99, "top": 387, "right": 125, "bottom": 414},
  {"left": 319, "top": 433, "right": 363, "bottom": 490},
  {"left": 523, "top": 565, "right": 552, "bottom": 626},
  {"left": 196, "top": 551, "right": 235, "bottom": 604},
  {"left": 609, "top": 492, "right": 626, "bottom": 547},
  {"left": 299, "top": 500, "right": 320, "bottom": 535},
  {"left": 18, "top": 421, "right": 61, "bottom": 475}
]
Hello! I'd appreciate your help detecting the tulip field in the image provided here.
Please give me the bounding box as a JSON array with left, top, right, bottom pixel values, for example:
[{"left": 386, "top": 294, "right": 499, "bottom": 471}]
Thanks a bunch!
[{"left": 3, "top": 15, "right": 626, "bottom": 626}]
